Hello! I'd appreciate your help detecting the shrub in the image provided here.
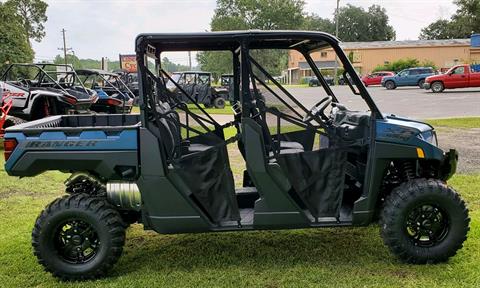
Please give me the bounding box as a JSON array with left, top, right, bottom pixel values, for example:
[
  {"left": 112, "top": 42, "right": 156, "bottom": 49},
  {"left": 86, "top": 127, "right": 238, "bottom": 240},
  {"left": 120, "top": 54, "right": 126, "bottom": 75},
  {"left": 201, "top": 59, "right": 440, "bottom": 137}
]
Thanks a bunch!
[{"left": 373, "top": 58, "right": 421, "bottom": 72}]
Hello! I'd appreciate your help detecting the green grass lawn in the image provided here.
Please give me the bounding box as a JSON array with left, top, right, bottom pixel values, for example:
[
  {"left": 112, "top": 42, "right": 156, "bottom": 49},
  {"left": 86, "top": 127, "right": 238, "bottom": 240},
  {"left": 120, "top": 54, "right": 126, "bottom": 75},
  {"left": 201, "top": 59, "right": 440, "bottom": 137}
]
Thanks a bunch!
[
  {"left": 0, "top": 118, "right": 479, "bottom": 287},
  {"left": 426, "top": 117, "right": 480, "bottom": 129}
]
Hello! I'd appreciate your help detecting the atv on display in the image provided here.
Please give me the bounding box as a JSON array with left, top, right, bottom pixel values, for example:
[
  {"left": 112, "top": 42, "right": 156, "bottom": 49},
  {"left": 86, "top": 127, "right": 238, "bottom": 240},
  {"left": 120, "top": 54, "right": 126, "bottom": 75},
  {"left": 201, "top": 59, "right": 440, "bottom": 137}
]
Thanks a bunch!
[
  {"left": 0, "top": 63, "right": 97, "bottom": 128},
  {"left": 77, "top": 69, "right": 135, "bottom": 114},
  {"left": 3, "top": 31, "right": 469, "bottom": 281},
  {"left": 167, "top": 71, "right": 229, "bottom": 108},
  {"left": 114, "top": 69, "right": 139, "bottom": 97}
]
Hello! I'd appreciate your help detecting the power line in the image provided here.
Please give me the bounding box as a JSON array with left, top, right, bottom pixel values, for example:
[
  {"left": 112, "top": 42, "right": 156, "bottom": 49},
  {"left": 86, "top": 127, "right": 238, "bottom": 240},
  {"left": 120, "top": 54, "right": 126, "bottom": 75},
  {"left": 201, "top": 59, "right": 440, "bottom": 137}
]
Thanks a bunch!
[{"left": 58, "top": 29, "right": 73, "bottom": 65}]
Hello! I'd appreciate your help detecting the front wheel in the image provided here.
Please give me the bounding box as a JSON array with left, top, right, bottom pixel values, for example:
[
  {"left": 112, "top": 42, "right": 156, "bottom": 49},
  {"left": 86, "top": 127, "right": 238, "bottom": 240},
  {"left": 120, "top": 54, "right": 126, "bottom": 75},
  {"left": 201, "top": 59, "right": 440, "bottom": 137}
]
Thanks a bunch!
[
  {"left": 32, "top": 194, "right": 126, "bottom": 280},
  {"left": 213, "top": 97, "right": 226, "bottom": 109},
  {"left": 431, "top": 81, "right": 444, "bottom": 93},
  {"left": 380, "top": 179, "right": 469, "bottom": 264}
]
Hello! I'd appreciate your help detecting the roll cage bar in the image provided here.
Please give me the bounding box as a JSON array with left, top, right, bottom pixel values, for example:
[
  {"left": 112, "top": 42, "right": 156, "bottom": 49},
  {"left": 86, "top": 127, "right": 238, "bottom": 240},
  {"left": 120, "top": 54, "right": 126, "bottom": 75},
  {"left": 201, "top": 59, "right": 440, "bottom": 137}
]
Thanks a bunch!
[
  {"left": 76, "top": 69, "right": 136, "bottom": 100},
  {"left": 135, "top": 31, "right": 383, "bottom": 131},
  {"left": 1, "top": 63, "right": 90, "bottom": 95}
]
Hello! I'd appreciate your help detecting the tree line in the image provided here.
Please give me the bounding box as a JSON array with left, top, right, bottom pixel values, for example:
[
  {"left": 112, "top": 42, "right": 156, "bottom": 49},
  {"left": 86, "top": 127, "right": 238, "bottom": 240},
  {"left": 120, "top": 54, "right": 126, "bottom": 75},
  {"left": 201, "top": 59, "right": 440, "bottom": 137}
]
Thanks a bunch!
[
  {"left": 198, "top": 0, "right": 397, "bottom": 78},
  {"left": 0, "top": 0, "right": 47, "bottom": 73}
]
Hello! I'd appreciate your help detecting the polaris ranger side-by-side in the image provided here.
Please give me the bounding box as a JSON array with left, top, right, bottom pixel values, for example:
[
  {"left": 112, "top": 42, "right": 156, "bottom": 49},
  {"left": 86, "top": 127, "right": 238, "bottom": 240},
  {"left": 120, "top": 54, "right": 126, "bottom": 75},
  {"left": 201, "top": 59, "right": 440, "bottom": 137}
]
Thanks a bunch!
[
  {"left": 3, "top": 31, "right": 468, "bottom": 281},
  {"left": 167, "top": 71, "right": 229, "bottom": 108}
]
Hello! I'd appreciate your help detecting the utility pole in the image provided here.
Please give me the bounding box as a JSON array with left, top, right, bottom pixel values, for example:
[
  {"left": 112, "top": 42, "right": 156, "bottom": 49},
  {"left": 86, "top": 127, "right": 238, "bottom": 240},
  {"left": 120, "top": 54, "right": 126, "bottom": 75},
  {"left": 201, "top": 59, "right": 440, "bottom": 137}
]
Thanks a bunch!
[
  {"left": 58, "top": 29, "right": 73, "bottom": 66},
  {"left": 334, "top": 0, "right": 340, "bottom": 85},
  {"left": 188, "top": 51, "right": 192, "bottom": 70}
]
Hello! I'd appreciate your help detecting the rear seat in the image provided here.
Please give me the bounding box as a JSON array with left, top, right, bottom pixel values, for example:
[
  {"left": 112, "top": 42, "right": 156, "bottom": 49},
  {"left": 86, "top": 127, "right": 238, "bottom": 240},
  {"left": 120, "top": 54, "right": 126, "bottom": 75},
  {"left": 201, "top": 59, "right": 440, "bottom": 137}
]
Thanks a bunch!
[{"left": 153, "top": 102, "right": 213, "bottom": 158}]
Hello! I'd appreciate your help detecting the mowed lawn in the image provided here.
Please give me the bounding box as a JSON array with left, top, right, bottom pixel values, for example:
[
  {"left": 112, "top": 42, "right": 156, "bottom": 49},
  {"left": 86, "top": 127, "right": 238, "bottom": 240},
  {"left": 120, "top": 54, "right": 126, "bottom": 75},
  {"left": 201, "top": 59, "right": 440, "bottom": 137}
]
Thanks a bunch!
[{"left": 0, "top": 118, "right": 479, "bottom": 287}]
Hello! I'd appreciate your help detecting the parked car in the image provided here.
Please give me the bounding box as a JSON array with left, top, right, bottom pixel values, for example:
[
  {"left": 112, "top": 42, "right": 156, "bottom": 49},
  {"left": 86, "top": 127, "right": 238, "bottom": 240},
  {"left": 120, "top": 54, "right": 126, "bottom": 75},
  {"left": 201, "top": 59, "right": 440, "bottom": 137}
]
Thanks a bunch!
[
  {"left": 167, "top": 71, "right": 228, "bottom": 108},
  {"left": 77, "top": 69, "right": 135, "bottom": 114},
  {"left": 361, "top": 71, "right": 395, "bottom": 86},
  {"left": 381, "top": 67, "right": 435, "bottom": 89},
  {"left": 423, "top": 64, "right": 480, "bottom": 92},
  {"left": 307, "top": 76, "right": 334, "bottom": 86}
]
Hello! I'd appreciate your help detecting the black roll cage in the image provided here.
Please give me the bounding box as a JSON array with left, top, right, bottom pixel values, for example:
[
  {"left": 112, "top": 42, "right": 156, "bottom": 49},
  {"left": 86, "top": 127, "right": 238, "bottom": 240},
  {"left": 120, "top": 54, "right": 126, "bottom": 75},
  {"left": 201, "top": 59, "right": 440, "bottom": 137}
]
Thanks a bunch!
[{"left": 135, "top": 31, "right": 383, "bottom": 134}]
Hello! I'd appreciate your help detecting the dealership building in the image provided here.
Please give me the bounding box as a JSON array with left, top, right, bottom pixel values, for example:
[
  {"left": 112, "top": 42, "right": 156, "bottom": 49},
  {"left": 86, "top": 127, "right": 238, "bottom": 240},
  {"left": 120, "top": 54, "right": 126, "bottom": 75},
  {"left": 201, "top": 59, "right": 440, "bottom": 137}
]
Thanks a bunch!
[{"left": 286, "top": 37, "right": 480, "bottom": 84}]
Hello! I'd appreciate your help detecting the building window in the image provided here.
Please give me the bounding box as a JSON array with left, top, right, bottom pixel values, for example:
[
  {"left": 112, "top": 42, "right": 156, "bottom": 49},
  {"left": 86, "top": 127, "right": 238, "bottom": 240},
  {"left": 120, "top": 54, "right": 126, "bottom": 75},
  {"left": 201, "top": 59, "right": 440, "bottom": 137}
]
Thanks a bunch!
[
  {"left": 321, "top": 51, "right": 327, "bottom": 58},
  {"left": 384, "top": 61, "right": 390, "bottom": 65}
]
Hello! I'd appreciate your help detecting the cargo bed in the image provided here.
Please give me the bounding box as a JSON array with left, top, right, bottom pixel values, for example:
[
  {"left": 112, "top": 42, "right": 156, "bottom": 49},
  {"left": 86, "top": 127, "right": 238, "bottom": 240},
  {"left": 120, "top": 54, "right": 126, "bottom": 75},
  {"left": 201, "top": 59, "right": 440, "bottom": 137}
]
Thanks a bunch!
[{"left": 4, "top": 114, "right": 141, "bottom": 179}]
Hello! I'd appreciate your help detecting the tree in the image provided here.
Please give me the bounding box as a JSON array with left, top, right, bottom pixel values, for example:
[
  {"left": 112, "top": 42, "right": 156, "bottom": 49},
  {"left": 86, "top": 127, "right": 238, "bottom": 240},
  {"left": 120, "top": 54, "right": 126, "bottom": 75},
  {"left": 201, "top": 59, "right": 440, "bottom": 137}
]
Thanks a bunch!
[
  {"left": 5, "top": 0, "right": 48, "bottom": 44},
  {"left": 419, "top": 19, "right": 457, "bottom": 40},
  {"left": 302, "top": 13, "right": 334, "bottom": 33},
  {"left": 337, "top": 4, "right": 395, "bottom": 41},
  {"left": 0, "top": 2, "right": 33, "bottom": 73},
  {"left": 420, "top": 0, "right": 480, "bottom": 39},
  {"left": 198, "top": 0, "right": 305, "bottom": 77},
  {"left": 162, "top": 57, "right": 192, "bottom": 73}
]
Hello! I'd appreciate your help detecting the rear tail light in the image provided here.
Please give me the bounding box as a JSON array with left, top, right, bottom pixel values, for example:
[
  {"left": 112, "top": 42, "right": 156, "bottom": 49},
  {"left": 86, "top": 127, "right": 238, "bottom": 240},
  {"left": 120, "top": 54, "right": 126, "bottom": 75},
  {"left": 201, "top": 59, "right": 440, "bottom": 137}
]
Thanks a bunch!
[
  {"left": 105, "top": 98, "right": 123, "bottom": 106},
  {"left": 64, "top": 95, "right": 77, "bottom": 105},
  {"left": 4, "top": 138, "right": 17, "bottom": 161}
]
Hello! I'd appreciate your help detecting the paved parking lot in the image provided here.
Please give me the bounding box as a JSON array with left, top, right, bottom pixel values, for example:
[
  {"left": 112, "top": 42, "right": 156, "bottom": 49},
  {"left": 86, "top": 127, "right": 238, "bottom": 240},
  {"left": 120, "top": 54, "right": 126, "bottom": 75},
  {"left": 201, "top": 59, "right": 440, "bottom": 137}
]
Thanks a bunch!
[{"left": 287, "top": 85, "right": 480, "bottom": 119}]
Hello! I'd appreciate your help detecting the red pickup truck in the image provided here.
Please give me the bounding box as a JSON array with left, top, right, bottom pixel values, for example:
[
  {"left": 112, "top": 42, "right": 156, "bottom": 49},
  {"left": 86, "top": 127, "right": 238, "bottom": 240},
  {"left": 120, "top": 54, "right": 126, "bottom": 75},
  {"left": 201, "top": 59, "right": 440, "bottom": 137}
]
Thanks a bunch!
[{"left": 424, "top": 64, "right": 480, "bottom": 92}]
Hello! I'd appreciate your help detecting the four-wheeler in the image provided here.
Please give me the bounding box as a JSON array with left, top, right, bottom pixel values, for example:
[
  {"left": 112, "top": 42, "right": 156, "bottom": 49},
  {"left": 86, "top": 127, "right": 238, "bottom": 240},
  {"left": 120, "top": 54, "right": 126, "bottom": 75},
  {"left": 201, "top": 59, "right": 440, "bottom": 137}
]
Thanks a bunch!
[
  {"left": 0, "top": 63, "right": 97, "bottom": 127},
  {"left": 76, "top": 69, "right": 135, "bottom": 113},
  {"left": 3, "top": 31, "right": 469, "bottom": 281},
  {"left": 382, "top": 67, "right": 435, "bottom": 89},
  {"left": 167, "top": 71, "right": 229, "bottom": 108},
  {"left": 424, "top": 64, "right": 480, "bottom": 92},
  {"left": 361, "top": 71, "right": 394, "bottom": 87}
]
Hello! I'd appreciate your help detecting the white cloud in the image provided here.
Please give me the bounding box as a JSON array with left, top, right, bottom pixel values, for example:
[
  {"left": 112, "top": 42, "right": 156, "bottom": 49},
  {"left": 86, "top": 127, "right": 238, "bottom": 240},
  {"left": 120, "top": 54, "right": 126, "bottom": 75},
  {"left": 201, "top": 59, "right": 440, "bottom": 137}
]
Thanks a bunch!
[{"left": 32, "top": 0, "right": 457, "bottom": 63}]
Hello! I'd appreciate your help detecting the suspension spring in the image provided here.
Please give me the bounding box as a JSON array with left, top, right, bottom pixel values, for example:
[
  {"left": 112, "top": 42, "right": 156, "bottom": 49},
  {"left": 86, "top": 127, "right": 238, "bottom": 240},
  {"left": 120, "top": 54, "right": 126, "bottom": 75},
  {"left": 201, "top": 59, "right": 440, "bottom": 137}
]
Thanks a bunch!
[{"left": 402, "top": 161, "right": 416, "bottom": 181}]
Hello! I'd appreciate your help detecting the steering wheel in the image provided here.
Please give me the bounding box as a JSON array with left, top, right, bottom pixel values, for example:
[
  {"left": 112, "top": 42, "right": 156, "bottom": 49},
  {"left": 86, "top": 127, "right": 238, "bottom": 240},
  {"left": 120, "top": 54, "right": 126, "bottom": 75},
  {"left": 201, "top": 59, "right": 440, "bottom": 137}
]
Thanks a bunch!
[
  {"left": 303, "top": 96, "right": 332, "bottom": 123},
  {"left": 17, "top": 78, "right": 29, "bottom": 87}
]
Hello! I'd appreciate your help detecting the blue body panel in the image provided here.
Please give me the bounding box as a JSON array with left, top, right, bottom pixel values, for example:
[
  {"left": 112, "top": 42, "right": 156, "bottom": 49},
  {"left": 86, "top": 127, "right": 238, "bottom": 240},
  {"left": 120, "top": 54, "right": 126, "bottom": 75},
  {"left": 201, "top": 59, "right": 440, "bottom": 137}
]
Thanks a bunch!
[
  {"left": 376, "top": 116, "right": 443, "bottom": 160},
  {"left": 4, "top": 129, "right": 138, "bottom": 171}
]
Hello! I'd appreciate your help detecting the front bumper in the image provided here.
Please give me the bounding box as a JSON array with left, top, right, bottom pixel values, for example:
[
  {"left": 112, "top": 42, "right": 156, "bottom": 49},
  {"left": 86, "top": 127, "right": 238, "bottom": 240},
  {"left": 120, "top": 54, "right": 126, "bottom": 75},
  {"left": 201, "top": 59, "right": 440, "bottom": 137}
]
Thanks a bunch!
[
  {"left": 423, "top": 82, "right": 431, "bottom": 90},
  {"left": 440, "top": 149, "right": 458, "bottom": 181}
]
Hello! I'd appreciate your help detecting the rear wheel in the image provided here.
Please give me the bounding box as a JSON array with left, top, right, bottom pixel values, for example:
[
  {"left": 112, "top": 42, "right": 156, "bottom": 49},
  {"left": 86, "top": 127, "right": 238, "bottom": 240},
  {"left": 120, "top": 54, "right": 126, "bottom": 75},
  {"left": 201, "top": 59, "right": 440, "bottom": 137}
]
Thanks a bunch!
[
  {"left": 385, "top": 81, "right": 396, "bottom": 90},
  {"left": 418, "top": 79, "right": 425, "bottom": 88},
  {"left": 3, "top": 116, "right": 26, "bottom": 128},
  {"left": 431, "top": 81, "right": 444, "bottom": 93},
  {"left": 213, "top": 97, "right": 226, "bottom": 109},
  {"left": 380, "top": 179, "right": 469, "bottom": 264},
  {"left": 32, "top": 194, "right": 126, "bottom": 281}
]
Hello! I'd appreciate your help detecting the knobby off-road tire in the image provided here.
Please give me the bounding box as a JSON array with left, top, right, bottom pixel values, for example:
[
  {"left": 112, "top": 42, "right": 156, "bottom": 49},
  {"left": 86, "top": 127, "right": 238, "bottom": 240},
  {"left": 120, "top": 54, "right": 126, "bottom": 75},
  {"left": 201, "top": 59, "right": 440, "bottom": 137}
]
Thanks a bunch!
[
  {"left": 380, "top": 178, "right": 469, "bottom": 264},
  {"left": 32, "top": 194, "right": 126, "bottom": 281},
  {"left": 3, "top": 116, "right": 26, "bottom": 128},
  {"left": 213, "top": 97, "right": 226, "bottom": 109}
]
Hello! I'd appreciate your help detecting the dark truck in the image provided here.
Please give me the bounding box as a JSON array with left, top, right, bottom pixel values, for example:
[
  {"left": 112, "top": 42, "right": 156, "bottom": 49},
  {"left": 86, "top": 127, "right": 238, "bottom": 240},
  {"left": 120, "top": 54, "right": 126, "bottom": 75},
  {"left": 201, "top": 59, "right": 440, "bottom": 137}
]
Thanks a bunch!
[{"left": 3, "top": 31, "right": 468, "bottom": 281}]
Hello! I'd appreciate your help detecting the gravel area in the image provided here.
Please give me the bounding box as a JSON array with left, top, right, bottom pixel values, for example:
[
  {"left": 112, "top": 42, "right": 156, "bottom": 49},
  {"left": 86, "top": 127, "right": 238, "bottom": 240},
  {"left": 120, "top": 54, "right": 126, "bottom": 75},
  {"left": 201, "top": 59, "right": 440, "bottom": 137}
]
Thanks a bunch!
[{"left": 437, "top": 127, "right": 480, "bottom": 174}]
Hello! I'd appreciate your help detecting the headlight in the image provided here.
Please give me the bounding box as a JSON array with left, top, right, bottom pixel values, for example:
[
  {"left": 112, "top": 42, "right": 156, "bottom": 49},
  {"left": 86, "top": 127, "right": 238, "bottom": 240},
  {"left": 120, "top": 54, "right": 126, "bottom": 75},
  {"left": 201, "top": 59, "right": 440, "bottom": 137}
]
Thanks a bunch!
[{"left": 417, "top": 130, "right": 438, "bottom": 146}]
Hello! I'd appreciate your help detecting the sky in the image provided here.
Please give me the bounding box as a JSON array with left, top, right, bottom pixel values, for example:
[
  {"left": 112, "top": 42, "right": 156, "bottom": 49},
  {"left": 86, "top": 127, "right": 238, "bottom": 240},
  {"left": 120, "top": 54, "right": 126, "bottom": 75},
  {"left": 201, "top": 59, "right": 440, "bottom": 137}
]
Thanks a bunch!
[{"left": 31, "top": 0, "right": 457, "bottom": 65}]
